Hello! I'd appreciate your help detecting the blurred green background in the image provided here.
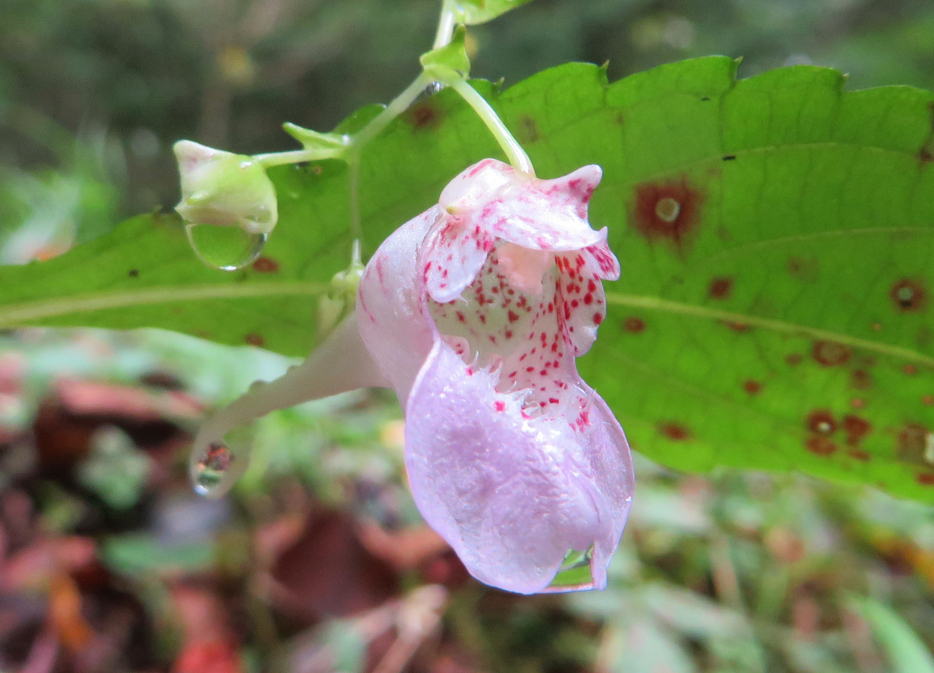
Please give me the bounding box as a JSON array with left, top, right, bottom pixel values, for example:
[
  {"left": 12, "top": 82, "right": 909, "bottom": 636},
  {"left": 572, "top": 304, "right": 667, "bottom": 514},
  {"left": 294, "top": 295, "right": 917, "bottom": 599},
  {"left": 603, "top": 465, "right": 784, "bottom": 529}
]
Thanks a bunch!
[{"left": 2, "top": 1, "right": 934, "bottom": 672}]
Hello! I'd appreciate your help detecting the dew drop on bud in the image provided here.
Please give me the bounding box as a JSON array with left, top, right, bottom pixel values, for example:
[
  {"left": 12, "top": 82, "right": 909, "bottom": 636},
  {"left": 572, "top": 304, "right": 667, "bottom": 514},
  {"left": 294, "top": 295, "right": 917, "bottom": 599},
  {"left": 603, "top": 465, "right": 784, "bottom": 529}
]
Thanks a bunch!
[
  {"left": 192, "top": 442, "right": 236, "bottom": 496},
  {"left": 186, "top": 223, "right": 268, "bottom": 271}
]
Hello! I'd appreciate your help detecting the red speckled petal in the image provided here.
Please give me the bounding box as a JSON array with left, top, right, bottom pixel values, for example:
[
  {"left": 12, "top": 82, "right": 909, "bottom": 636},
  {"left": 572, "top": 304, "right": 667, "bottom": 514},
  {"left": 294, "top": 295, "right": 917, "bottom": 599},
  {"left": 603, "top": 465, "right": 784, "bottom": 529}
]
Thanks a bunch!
[{"left": 404, "top": 340, "right": 633, "bottom": 594}]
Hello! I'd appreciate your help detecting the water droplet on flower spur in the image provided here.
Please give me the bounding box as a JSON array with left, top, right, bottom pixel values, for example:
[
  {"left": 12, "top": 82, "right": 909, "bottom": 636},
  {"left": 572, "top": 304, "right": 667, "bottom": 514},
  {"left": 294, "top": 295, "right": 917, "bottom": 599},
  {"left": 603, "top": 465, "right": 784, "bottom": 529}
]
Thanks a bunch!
[
  {"left": 185, "top": 223, "right": 268, "bottom": 271},
  {"left": 544, "top": 545, "right": 595, "bottom": 592},
  {"left": 192, "top": 442, "right": 238, "bottom": 497},
  {"left": 654, "top": 197, "right": 681, "bottom": 223}
]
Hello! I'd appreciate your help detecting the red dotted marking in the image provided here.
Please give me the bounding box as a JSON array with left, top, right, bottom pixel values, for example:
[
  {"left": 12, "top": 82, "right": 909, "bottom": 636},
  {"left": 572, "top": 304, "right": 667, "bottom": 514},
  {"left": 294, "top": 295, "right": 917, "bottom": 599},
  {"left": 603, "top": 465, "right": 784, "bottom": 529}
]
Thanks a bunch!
[
  {"left": 251, "top": 257, "right": 279, "bottom": 273},
  {"left": 659, "top": 422, "right": 691, "bottom": 441},
  {"left": 806, "top": 410, "right": 836, "bottom": 435},
  {"left": 842, "top": 415, "right": 871, "bottom": 446},
  {"left": 812, "top": 341, "right": 851, "bottom": 367},
  {"left": 631, "top": 177, "right": 704, "bottom": 251},
  {"left": 743, "top": 380, "right": 762, "bottom": 395},
  {"left": 406, "top": 101, "right": 441, "bottom": 129},
  {"left": 623, "top": 317, "right": 645, "bottom": 333},
  {"left": 850, "top": 370, "right": 872, "bottom": 390},
  {"left": 806, "top": 437, "right": 836, "bottom": 456},
  {"left": 245, "top": 333, "right": 265, "bottom": 347},
  {"left": 708, "top": 277, "right": 733, "bottom": 300},
  {"left": 891, "top": 279, "right": 927, "bottom": 312}
]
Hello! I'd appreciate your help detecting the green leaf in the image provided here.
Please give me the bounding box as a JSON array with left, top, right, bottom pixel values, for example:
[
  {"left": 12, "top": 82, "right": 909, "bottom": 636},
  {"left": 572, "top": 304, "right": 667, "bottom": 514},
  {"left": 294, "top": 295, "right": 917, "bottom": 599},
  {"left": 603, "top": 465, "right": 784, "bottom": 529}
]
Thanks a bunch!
[
  {"left": 450, "top": 0, "right": 535, "bottom": 25},
  {"left": 848, "top": 596, "right": 934, "bottom": 673},
  {"left": 3, "top": 57, "right": 934, "bottom": 501}
]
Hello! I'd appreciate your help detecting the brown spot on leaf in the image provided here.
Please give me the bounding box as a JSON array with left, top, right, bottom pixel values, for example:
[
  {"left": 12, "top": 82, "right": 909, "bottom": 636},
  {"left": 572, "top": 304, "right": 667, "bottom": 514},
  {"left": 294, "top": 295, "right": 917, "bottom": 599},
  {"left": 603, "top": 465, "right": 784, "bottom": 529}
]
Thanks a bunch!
[
  {"left": 904, "top": 364, "right": 918, "bottom": 375},
  {"left": 850, "top": 398, "right": 865, "bottom": 409},
  {"left": 806, "top": 437, "right": 836, "bottom": 456},
  {"left": 842, "top": 415, "right": 871, "bottom": 446},
  {"left": 723, "top": 321, "right": 750, "bottom": 332},
  {"left": 406, "top": 101, "right": 442, "bottom": 130},
  {"left": 850, "top": 369, "right": 872, "bottom": 390},
  {"left": 918, "top": 473, "right": 934, "bottom": 486},
  {"left": 128, "top": 269, "right": 139, "bottom": 278},
  {"left": 743, "top": 380, "right": 762, "bottom": 395},
  {"left": 812, "top": 341, "right": 851, "bottom": 367},
  {"left": 787, "top": 257, "right": 819, "bottom": 283},
  {"left": 517, "top": 115, "right": 539, "bottom": 143},
  {"left": 924, "top": 395, "right": 934, "bottom": 406},
  {"left": 785, "top": 353, "right": 802, "bottom": 366},
  {"left": 890, "top": 279, "right": 927, "bottom": 312},
  {"left": 659, "top": 422, "right": 691, "bottom": 441},
  {"left": 631, "top": 177, "right": 704, "bottom": 251},
  {"left": 848, "top": 449, "right": 871, "bottom": 461},
  {"left": 806, "top": 410, "right": 836, "bottom": 435},
  {"left": 245, "top": 333, "right": 265, "bottom": 347},
  {"left": 252, "top": 257, "right": 280, "bottom": 273},
  {"left": 897, "top": 423, "right": 931, "bottom": 464},
  {"left": 920, "top": 147, "right": 934, "bottom": 164},
  {"left": 623, "top": 317, "right": 645, "bottom": 333},
  {"left": 708, "top": 277, "right": 733, "bottom": 300}
]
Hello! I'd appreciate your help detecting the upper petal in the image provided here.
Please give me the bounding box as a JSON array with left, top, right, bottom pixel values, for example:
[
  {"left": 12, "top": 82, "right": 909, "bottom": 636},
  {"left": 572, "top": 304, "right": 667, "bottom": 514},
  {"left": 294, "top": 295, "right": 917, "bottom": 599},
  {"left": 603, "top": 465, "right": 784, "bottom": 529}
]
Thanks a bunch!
[{"left": 425, "top": 160, "right": 606, "bottom": 303}]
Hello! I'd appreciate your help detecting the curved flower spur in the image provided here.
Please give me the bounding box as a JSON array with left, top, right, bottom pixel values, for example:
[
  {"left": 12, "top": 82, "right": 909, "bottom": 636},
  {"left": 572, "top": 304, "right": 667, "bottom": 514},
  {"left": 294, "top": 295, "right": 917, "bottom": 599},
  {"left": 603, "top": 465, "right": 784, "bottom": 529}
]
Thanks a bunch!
[{"left": 191, "top": 159, "right": 634, "bottom": 594}]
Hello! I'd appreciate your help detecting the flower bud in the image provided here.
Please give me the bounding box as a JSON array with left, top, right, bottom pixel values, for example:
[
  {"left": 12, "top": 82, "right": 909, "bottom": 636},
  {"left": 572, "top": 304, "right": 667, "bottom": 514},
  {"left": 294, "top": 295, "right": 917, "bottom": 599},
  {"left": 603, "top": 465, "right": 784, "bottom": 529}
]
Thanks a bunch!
[{"left": 173, "top": 140, "right": 278, "bottom": 235}]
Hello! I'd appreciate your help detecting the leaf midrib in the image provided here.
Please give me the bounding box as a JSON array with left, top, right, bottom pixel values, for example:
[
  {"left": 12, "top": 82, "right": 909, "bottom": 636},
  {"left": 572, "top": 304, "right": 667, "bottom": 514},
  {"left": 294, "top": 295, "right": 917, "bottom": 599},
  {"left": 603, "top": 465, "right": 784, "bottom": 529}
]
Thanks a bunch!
[
  {"left": 604, "top": 292, "right": 934, "bottom": 367},
  {"left": 0, "top": 281, "right": 327, "bottom": 325}
]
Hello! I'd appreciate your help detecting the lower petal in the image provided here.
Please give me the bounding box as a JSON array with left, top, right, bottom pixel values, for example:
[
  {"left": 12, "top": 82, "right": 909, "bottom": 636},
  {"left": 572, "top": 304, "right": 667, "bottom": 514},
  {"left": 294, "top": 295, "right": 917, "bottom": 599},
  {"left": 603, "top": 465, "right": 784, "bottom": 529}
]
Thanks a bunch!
[{"left": 404, "top": 340, "right": 633, "bottom": 594}]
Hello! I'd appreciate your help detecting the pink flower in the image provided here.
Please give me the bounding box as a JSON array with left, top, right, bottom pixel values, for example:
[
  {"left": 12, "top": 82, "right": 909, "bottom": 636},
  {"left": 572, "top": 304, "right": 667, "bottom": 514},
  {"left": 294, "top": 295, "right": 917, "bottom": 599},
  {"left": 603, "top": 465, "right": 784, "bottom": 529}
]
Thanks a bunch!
[{"left": 192, "top": 159, "right": 633, "bottom": 594}]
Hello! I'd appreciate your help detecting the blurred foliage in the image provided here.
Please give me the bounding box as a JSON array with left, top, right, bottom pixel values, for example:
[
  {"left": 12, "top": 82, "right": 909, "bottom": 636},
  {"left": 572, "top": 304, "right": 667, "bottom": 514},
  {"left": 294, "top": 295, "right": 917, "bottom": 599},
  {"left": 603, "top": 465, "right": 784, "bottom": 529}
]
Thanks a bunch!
[
  {"left": 4, "top": 327, "right": 934, "bottom": 671},
  {"left": 2, "top": 0, "right": 934, "bottom": 242},
  {"left": 3, "top": 0, "right": 934, "bottom": 671}
]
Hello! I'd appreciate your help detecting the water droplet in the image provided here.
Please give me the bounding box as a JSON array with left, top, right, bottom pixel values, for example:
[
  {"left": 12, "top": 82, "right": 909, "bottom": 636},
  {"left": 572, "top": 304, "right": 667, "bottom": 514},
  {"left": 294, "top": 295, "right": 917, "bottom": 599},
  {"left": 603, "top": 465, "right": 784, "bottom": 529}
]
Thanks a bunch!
[
  {"left": 192, "top": 442, "right": 236, "bottom": 496},
  {"left": 186, "top": 223, "right": 268, "bottom": 271},
  {"left": 545, "top": 545, "right": 595, "bottom": 592}
]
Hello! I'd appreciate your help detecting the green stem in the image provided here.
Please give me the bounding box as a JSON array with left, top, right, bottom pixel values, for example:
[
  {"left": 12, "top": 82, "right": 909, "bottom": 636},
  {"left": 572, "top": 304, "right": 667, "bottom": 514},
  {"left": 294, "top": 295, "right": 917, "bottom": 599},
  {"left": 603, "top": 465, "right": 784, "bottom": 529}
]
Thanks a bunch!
[
  {"left": 349, "top": 71, "right": 436, "bottom": 152},
  {"left": 252, "top": 147, "right": 345, "bottom": 167},
  {"left": 446, "top": 76, "right": 535, "bottom": 176},
  {"left": 433, "top": 0, "right": 457, "bottom": 49}
]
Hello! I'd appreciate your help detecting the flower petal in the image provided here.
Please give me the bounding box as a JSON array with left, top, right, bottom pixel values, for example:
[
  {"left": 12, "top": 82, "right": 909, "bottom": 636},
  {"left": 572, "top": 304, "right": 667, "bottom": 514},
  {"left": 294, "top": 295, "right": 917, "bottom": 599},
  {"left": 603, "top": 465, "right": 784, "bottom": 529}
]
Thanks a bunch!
[
  {"left": 425, "top": 160, "right": 605, "bottom": 303},
  {"left": 357, "top": 207, "right": 439, "bottom": 403},
  {"left": 404, "top": 339, "right": 633, "bottom": 594}
]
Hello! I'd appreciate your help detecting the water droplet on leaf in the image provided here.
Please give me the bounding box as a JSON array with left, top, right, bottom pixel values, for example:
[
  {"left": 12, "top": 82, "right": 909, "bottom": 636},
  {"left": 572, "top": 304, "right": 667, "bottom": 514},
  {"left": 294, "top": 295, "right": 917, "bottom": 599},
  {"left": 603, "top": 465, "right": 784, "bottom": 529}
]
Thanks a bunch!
[{"left": 186, "top": 223, "right": 268, "bottom": 271}]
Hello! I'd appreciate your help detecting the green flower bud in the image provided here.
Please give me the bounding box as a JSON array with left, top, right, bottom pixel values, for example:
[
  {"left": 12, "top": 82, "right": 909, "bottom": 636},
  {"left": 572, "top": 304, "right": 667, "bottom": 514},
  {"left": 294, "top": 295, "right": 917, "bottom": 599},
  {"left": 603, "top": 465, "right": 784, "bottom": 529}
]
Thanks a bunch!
[{"left": 173, "top": 140, "right": 278, "bottom": 235}]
